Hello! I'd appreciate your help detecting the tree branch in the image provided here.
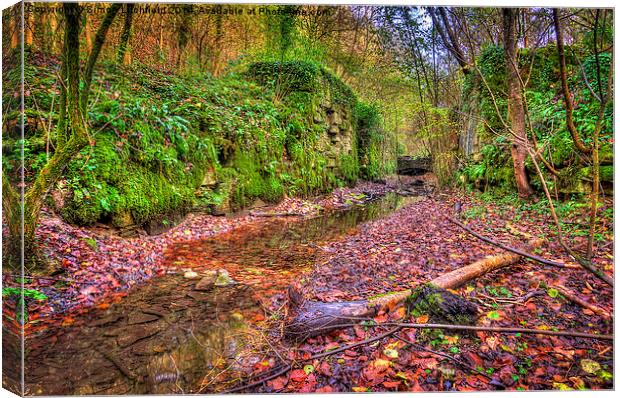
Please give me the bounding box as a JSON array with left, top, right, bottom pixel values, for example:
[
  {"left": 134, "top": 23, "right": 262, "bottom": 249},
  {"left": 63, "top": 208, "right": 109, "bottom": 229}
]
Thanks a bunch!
[
  {"left": 553, "top": 8, "right": 592, "bottom": 154},
  {"left": 80, "top": 3, "right": 122, "bottom": 112}
]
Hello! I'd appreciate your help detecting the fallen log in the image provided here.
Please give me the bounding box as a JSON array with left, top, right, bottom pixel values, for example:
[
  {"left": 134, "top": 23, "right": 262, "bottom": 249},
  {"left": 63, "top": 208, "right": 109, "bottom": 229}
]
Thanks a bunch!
[{"left": 285, "top": 237, "right": 543, "bottom": 340}]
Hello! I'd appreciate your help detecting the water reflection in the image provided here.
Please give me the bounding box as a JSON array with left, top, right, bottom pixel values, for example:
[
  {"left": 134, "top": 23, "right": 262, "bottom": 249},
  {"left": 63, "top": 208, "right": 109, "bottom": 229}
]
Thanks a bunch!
[{"left": 17, "top": 192, "right": 417, "bottom": 395}]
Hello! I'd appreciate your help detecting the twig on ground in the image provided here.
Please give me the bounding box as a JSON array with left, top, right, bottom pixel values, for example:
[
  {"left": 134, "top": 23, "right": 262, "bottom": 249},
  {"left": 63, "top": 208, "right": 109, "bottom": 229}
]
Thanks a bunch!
[
  {"left": 393, "top": 335, "right": 503, "bottom": 388},
  {"left": 284, "top": 320, "right": 613, "bottom": 341},
  {"left": 447, "top": 217, "right": 579, "bottom": 269},
  {"left": 222, "top": 327, "right": 402, "bottom": 393},
  {"left": 553, "top": 285, "right": 611, "bottom": 317}
]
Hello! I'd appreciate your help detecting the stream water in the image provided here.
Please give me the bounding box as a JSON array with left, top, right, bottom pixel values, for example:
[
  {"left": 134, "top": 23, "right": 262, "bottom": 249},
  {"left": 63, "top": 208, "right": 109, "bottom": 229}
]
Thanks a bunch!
[{"left": 16, "top": 193, "right": 417, "bottom": 395}]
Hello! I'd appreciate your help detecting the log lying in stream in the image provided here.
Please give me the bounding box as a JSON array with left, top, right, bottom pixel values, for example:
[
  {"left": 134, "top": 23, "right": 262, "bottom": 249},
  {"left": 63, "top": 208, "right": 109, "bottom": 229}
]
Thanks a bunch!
[{"left": 285, "top": 237, "right": 543, "bottom": 341}]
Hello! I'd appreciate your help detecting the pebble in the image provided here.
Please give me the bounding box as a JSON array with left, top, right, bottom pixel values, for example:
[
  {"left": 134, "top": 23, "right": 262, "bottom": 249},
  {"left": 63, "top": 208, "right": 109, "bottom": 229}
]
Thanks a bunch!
[{"left": 183, "top": 270, "right": 198, "bottom": 279}]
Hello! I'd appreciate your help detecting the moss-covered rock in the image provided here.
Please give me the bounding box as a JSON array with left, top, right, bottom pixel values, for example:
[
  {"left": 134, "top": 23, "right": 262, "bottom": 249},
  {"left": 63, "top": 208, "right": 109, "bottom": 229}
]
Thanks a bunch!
[
  {"left": 406, "top": 283, "right": 478, "bottom": 325},
  {"left": 14, "top": 53, "right": 396, "bottom": 227}
]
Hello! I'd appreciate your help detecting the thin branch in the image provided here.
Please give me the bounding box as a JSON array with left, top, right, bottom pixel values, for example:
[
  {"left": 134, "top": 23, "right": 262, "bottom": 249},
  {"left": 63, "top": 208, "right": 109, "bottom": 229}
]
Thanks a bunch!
[
  {"left": 553, "top": 8, "right": 592, "bottom": 154},
  {"left": 446, "top": 217, "right": 578, "bottom": 269}
]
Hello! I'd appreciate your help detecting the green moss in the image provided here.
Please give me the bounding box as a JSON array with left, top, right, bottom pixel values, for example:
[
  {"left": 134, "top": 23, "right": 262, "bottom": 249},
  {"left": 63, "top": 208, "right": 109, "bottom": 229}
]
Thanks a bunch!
[
  {"left": 339, "top": 154, "right": 360, "bottom": 184},
  {"left": 247, "top": 60, "right": 321, "bottom": 93},
  {"left": 406, "top": 283, "right": 477, "bottom": 325},
  {"left": 578, "top": 165, "right": 613, "bottom": 183},
  {"left": 354, "top": 102, "right": 394, "bottom": 180},
  {"left": 600, "top": 145, "right": 613, "bottom": 165},
  {"left": 18, "top": 52, "right": 395, "bottom": 225}
]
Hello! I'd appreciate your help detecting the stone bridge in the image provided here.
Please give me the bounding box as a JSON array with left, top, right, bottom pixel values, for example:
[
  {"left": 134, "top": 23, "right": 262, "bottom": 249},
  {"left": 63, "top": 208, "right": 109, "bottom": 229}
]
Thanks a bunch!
[{"left": 397, "top": 156, "right": 432, "bottom": 176}]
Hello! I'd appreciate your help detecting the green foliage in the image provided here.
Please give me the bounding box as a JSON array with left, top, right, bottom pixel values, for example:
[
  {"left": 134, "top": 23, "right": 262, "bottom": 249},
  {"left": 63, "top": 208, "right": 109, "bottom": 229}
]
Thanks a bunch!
[
  {"left": 459, "top": 139, "right": 514, "bottom": 191},
  {"left": 2, "top": 287, "right": 48, "bottom": 325},
  {"left": 354, "top": 102, "right": 395, "bottom": 180},
  {"left": 247, "top": 60, "right": 357, "bottom": 108},
  {"left": 248, "top": 60, "right": 321, "bottom": 93},
  {"left": 2, "top": 288, "right": 48, "bottom": 301},
  {"left": 14, "top": 51, "right": 395, "bottom": 226},
  {"left": 461, "top": 41, "right": 613, "bottom": 196},
  {"left": 262, "top": 5, "right": 300, "bottom": 61},
  {"left": 475, "top": 45, "right": 508, "bottom": 135}
]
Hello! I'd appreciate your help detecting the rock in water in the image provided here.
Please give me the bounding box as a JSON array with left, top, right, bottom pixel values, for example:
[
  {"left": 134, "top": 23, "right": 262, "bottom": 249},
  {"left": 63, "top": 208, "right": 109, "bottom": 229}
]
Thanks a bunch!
[{"left": 214, "top": 269, "right": 235, "bottom": 286}]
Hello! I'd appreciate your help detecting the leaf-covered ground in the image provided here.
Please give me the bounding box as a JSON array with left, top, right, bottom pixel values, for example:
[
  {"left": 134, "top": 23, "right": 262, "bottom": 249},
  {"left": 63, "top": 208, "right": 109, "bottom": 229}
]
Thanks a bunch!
[
  {"left": 2, "top": 178, "right": 614, "bottom": 392},
  {"left": 1, "top": 181, "right": 394, "bottom": 332},
  {"left": 249, "top": 191, "right": 613, "bottom": 392}
]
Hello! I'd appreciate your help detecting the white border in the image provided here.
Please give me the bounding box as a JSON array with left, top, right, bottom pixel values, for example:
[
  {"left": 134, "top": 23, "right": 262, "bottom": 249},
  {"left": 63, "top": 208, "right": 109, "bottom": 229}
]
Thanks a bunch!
[{"left": 0, "top": 1, "right": 616, "bottom": 398}]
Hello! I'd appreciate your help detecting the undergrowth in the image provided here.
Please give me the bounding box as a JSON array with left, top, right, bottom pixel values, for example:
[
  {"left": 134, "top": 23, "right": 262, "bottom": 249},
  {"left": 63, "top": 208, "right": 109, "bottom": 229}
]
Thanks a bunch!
[{"left": 5, "top": 53, "right": 394, "bottom": 227}]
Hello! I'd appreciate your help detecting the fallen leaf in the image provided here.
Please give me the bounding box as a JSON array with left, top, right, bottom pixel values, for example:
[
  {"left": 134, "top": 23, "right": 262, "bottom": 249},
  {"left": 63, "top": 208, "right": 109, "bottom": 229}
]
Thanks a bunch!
[
  {"left": 383, "top": 348, "right": 399, "bottom": 359},
  {"left": 580, "top": 359, "right": 601, "bottom": 374},
  {"left": 290, "top": 369, "right": 307, "bottom": 382},
  {"left": 372, "top": 358, "right": 393, "bottom": 371},
  {"left": 382, "top": 380, "right": 401, "bottom": 388},
  {"left": 416, "top": 314, "right": 430, "bottom": 323}
]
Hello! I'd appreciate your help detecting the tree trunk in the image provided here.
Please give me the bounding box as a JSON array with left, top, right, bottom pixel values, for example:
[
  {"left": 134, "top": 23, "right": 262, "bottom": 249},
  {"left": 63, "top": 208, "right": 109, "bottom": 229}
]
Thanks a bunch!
[
  {"left": 49, "top": 6, "right": 58, "bottom": 53},
  {"left": 3, "top": 3, "right": 119, "bottom": 270},
  {"left": 553, "top": 9, "right": 592, "bottom": 155},
  {"left": 80, "top": 3, "right": 122, "bottom": 112},
  {"left": 117, "top": 3, "right": 135, "bottom": 65},
  {"left": 2, "top": 174, "right": 22, "bottom": 269},
  {"left": 212, "top": 13, "right": 223, "bottom": 76},
  {"left": 9, "top": 4, "right": 19, "bottom": 49},
  {"left": 285, "top": 237, "right": 542, "bottom": 340},
  {"left": 24, "top": 5, "right": 33, "bottom": 46},
  {"left": 20, "top": 3, "right": 87, "bottom": 266},
  {"left": 84, "top": 15, "right": 93, "bottom": 54},
  {"left": 502, "top": 8, "right": 534, "bottom": 198},
  {"left": 429, "top": 7, "right": 470, "bottom": 75}
]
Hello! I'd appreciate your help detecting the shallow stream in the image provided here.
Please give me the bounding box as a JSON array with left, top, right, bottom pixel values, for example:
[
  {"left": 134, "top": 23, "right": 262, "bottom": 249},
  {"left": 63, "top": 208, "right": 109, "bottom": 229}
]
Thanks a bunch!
[{"left": 19, "top": 193, "right": 417, "bottom": 395}]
